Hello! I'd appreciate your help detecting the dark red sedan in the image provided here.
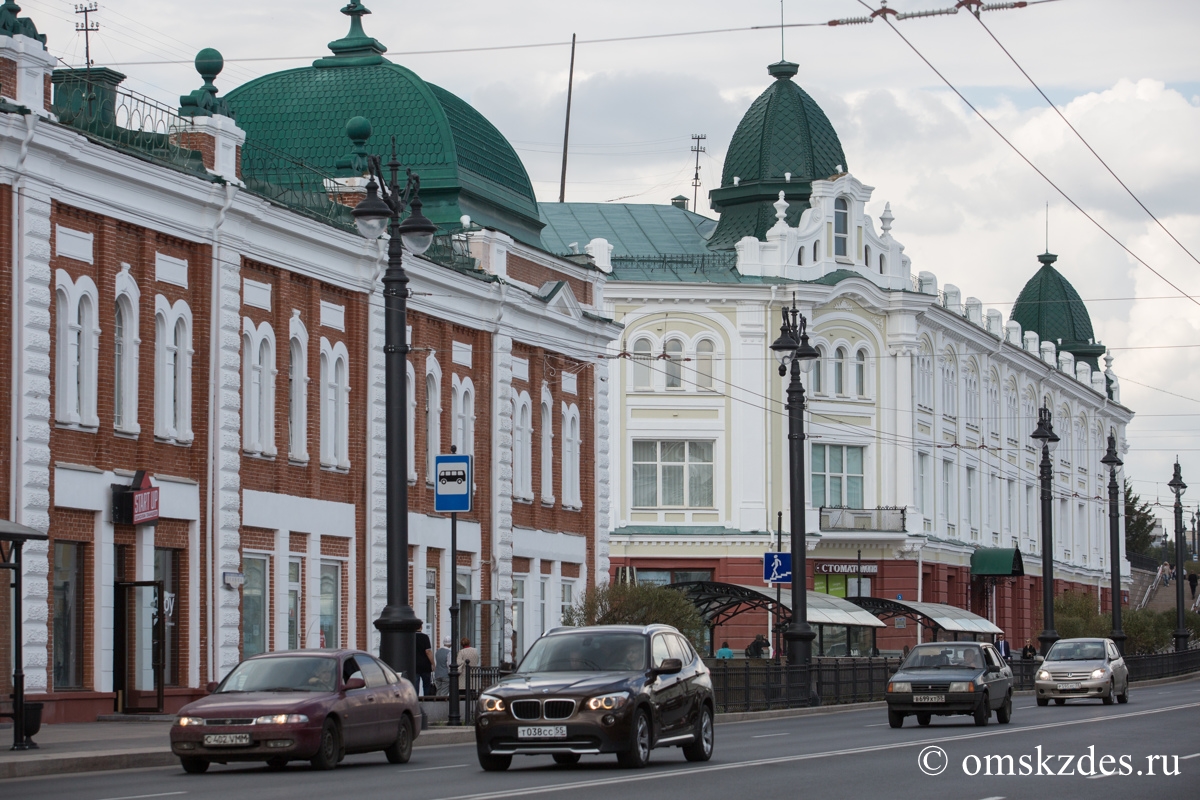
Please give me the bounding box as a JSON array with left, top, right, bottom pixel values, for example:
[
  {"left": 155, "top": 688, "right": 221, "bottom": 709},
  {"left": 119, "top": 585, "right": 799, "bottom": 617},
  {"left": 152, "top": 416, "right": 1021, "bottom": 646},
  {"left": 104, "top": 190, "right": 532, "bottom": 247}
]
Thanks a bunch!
[{"left": 170, "top": 649, "right": 419, "bottom": 773}]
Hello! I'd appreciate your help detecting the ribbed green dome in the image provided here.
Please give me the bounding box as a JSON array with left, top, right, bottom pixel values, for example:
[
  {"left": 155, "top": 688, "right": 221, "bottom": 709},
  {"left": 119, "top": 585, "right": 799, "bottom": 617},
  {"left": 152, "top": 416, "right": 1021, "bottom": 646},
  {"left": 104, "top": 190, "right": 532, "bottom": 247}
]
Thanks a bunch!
[
  {"left": 224, "top": 3, "right": 543, "bottom": 246},
  {"left": 1010, "top": 252, "right": 1106, "bottom": 369},
  {"left": 707, "top": 61, "right": 848, "bottom": 250}
]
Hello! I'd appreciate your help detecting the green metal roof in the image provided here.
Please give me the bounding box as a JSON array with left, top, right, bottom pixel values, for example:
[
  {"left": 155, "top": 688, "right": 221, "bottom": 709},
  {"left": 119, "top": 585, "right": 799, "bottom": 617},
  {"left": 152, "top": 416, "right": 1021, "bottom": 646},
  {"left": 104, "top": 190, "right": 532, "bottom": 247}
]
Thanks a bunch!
[
  {"left": 707, "top": 61, "right": 847, "bottom": 250},
  {"left": 1010, "top": 252, "right": 1106, "bottom": 369},
  {"left": 223, "top": 4, "right": 543, "bottom": 247},
  {"left": 970, "top": 548, "right": 1025, "bottom": 577},
  {"left": 538, "top": 202, "right": 716, "bottom": 258}
]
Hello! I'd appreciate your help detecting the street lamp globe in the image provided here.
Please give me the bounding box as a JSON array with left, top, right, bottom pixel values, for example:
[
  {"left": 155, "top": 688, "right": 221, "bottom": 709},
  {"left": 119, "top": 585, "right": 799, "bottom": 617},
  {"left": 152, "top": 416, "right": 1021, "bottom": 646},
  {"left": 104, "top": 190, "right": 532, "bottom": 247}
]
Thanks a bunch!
[
  {"left": 1030, "top": 405, "right": 1059, "bottom": 455},
  {"left": 1168, "top": 460, "right": 1187, "bottom": 500},
  {"left": 352, "top": 177, "right": 391, "bottom": 240},
  {"left": 396, "top": 195, "right": 437, "bottom": 256}
]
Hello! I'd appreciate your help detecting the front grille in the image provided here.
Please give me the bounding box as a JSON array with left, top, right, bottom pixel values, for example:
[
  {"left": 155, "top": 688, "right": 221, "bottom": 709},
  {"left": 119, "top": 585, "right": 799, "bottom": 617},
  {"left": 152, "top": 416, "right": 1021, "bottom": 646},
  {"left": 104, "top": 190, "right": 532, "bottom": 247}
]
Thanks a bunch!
[
  {"left": 543, "top": 700, "right": 576, "bottom": 720},
  {"left": 205, "top": 718, "right": 255, "bottom": 726},
  {"left": 911, "top": 683, "right": 950, "bottom": 692},
  {"left": 510, "top": 700, "right": 541, "bottom": 721},
  {"left": 1050, "top": 672, "right": 1088, "bottom": 681}
]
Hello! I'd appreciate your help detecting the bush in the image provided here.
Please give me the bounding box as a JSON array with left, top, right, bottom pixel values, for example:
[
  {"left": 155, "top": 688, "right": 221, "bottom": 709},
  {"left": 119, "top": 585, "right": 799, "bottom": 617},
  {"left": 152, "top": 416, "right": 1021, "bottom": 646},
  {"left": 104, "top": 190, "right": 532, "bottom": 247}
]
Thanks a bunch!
[
  {"left": 1122, "top": 609, "right": 1173, "bottom": 655},
  {"left": 1053, "top": 592, "right": 1109, "bottom": 641},
  {"left": 561, "top": 582, "right": 704, "bottom": 643}
]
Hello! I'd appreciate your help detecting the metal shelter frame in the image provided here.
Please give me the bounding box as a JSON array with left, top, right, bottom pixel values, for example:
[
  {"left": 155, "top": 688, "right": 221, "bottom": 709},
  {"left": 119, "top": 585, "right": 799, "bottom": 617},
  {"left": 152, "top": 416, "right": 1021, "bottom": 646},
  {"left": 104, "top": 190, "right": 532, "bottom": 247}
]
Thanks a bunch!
[
  {"left": 1, "top": 519, "right": 49, "bottom": 751},
  {"left": 846, "top": 596, "right": 1003, "bottom": 642}
]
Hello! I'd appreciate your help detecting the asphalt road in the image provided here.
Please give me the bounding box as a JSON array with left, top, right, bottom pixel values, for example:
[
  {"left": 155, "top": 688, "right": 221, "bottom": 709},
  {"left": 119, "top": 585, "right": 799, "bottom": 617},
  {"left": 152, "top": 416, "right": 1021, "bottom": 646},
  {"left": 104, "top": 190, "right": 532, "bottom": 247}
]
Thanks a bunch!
[{"left": 7, "top": 678, "right": 1200, "bottom": 800}]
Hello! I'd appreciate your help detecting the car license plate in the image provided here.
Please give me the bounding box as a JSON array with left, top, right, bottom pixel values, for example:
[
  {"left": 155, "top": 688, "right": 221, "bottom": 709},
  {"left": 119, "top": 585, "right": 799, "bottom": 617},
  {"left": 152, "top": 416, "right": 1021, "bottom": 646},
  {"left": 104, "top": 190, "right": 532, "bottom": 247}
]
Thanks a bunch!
[
  {"left": 517, "top": 725, "right": 567, "bottom": 739},
  {"left": 913, "top": 694, "right": 944, "bottom": 703},
  {"left": 1056, "top": 682, "right": 1081, "bottom": 691},
  {"left": 203, "top": 733, "right": 252, "bottom": 747}
]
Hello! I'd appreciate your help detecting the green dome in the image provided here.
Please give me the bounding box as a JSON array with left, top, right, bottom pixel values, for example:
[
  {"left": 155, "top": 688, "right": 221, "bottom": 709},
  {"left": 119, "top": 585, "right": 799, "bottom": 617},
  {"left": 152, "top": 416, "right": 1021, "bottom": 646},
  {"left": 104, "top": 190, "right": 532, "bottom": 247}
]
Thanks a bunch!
[
  {"left": 224, "top": 4, "right": 543, "bottom": 247},
  {"left": 707, "top": 61, "right": 848, "bottom": 250},
  {"left": 1010, "top": 252, "right": 1106, "bottom": 369}
]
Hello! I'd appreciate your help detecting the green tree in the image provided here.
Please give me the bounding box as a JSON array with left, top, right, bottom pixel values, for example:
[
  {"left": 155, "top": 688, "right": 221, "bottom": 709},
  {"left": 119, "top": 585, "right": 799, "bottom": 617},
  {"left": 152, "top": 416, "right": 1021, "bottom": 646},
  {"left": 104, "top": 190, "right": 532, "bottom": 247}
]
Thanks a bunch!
[
  {"left": 562, "top": 582, "right": 704, "bottom": 642},
  {"left": 1124, "top": 479, "right": 1158, "bottom": 556}
]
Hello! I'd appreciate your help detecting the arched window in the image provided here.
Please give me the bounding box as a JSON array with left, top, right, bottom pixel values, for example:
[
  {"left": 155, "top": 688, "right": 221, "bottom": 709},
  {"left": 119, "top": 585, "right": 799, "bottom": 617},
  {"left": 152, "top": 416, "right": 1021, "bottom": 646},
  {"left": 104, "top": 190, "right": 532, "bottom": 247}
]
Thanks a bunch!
[
  {"left": 1074, "top": 416, "right": 1086, "bottom": 471},
  {"left": 813, "top": 240, "right": 821, "bottom": 262},
  {"left": 834, "top": 347, "right": 846, "bottom": 394},
  {"left": 632, "top": 338, "right": 651, "bottom": 389},
  {"left": 798, "top": 245, "right": 805, "bottom": 266},
  {"left": 55, "top": 271, "right": 100, "bottom": 428},
  {"left": 333, "top": 357, "right": 348, "bottom": 467},
  {"left": 696, "top": 340, "right": 714, "bottom": 390},
  {"left": 243, "top": 320, "right": 276, "bottom": 457},
  {"left": 514, "top": 393, "right": 533, "bottom": 499},
  {"left": 1022, "top": 390, "right": 1037, "bottom": 445},
  {"left": 916, "top": 342, "right": 933, "bottom": 411},
  {"left": 425, "top": 370, "right": 440, "bottom": 480},
  {"left": 879, "top": 254, "right": 886, "bottom": 273},
  {"left": 154, "top": 297, "right": 193, "bottom": 443},
  {"left": 812, "top": 345, "right": 824, "bottom": 394},
  {"left": 834, "top": 198, "right": 849, "bottom": 257},
  {"left": 941, "top": 351, "right": 958, "bottom": 418},
  {"left": 1005, "top": 380, "right": 1019, "bottom": 442},
  {"left": 173, "top": 318, "right": 188, "bottom": 436},
  {"left": 112, "top": 276, "right": 140, "bottom": 435},
  {"left": 964, "top": 364, "right": 979, "bottom": 426},
  {"left": 319, "top": 338, "right": 350, "bottom": 469},
  {"left": 456, "top": 382, "right": 475, "bottom": 457},
  {"left": 288, "top": 312, "right": 309, "bottom": 463},
  {"left": 114, "top": 300, "right": 126, "bottom": 428},
  {"left": 562, "top": 403, "right": 582, "bottom": 509},
  {"left": 855, "top": 350, "right": 866, "bottom": 397},
  {"left": 664, "top": 339, "right": 683, "bottom": 388},
  {"left": 407, "top": 364, "right": 416, "bottom": 481},
  {"left": 987, "top": 372, "right": 1000, "bottom": 438},
  {"left": 864, "top": 244, "right": 871, "bottom": 269},
  {"left": 540, "top": 387, "right": 555, "bottom": 504}
]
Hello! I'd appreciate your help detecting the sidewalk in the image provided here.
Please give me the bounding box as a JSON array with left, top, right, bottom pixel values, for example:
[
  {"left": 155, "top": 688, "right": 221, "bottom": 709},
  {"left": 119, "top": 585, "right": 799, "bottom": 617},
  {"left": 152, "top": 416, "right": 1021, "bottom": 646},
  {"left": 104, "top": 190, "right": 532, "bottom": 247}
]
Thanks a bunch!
[{"left": 3, "top": 670, "right": 1197, "bottom": 781}]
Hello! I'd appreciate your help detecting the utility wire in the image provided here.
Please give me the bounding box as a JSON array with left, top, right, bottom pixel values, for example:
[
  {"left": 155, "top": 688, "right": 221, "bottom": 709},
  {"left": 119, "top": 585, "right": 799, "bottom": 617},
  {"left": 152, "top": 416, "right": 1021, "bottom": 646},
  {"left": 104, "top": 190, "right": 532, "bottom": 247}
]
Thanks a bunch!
[
  {"left": 971, "top": 12, "right": 1200, "bottom": 271},
  {"left": 854, "top": 1, "right": 1200, "bottom": 310}
]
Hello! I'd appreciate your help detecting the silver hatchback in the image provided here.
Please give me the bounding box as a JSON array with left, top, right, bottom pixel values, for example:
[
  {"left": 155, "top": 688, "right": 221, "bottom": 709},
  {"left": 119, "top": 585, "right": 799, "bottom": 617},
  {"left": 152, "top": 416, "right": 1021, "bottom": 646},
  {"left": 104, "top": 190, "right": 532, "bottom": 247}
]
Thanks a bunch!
[{"left": 1035, "top": 638, "right": 1129, "bottom": 706}]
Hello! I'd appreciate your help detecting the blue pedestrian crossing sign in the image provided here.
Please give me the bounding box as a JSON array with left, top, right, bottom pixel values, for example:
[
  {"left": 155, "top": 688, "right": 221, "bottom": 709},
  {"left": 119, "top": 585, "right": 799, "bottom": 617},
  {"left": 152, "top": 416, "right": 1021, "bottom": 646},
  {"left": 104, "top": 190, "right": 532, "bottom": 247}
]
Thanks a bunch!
[
  {"left": 434, "top": 454, "right": 472, "bottom": 513},
  {"left": 763, "top": 552, "right": 792, "bottom": 583}
]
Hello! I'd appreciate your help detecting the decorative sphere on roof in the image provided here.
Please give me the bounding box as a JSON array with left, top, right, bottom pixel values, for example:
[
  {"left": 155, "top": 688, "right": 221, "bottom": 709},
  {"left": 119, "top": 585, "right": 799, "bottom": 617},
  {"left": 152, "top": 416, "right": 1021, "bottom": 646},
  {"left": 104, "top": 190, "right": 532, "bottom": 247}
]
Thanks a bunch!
[
  {"left": 345, "top": 115, "right": 372, "bottom": 145},
  {"left": 195, "top": 48, "right": 224, "bottom": 83}
]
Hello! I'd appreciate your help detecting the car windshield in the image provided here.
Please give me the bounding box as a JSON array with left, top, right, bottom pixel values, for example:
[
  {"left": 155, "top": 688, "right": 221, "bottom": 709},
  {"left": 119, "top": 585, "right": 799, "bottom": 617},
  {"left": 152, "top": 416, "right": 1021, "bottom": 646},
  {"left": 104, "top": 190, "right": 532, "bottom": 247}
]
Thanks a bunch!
[
  {"left": 1046, "top": 642, "right": 1106, "bottom": 661},
  {"left": 518, "top": 633, "right": 648, "bottom": 673},
  {"left": 899, "top": 644, "right": 985, "bottom": 670},
  {"left": 218, "top": 656, "right": 339, "bottom": 692}
]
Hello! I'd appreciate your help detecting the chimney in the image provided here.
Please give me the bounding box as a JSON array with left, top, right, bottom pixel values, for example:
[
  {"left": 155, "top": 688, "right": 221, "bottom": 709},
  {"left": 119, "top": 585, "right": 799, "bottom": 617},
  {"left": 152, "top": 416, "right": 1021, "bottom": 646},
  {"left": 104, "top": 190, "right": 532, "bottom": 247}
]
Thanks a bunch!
[{"left": 671, "top": 195, "right": 689, "bottom": 211}]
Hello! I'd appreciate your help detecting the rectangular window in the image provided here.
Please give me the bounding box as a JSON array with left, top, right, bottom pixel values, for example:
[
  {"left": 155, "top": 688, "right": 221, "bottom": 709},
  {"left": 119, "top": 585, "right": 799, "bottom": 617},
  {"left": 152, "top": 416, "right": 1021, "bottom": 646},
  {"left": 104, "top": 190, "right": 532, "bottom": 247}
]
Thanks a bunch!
[
  {"left": 988, "top": 474, "right": 999, "bottom": 528},
  {"left": 917, "top": 453, "right": 930, "bottom": 515},
  {"left": 538, "top": 578, "right": 548, "bottom": 638},
  {"left": 637, "top": 569, "right": 711, "bottom": 586},
  {"left": 966, "top": 468, "right": 977, "bottom": 526},
  {"left": 942, "top": 460, "right": 955, "bottom": 521},
  {"left": 287, "top": 559, "right": 301, "bottom": 650},
  {"left": 631, "top": 440, "right": 714, "bottom": 508},
  {"left": 52, "top": 542, "right": 84, "bottom": 690},
  {"left": 154, "top": 548, "right": 180, "bottom": 686},
  {"left": 1024, "top": 484, "right": 1034, "bottom": 537},
  {"left": 1006, "top": 479, "right": 1016, "bottom": 533},
  {"left": 243, "top": 555, "right": 269, "bottom": 658},
  {"left": 512, "top": 578, "right": 525, "bottom": 661},
  {"left": 560, "top": 581, "right": 574, "bottom": 625},
  {"left": 320, "top": 561, "right": 341, "bottom": 650},
  {"left": 812, "top": 445, "right": 864, "bottom": 508}
]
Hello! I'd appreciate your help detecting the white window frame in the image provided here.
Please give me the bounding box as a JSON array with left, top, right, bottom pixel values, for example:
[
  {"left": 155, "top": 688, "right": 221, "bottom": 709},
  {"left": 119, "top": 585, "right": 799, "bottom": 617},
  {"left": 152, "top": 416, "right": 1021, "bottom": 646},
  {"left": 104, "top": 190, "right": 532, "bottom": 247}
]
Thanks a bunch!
[
  {"left": 242, "top": 318, "right": 278, "bottom": 456},
  {"left": 113, "top": 266, "right": 141, "bottom": 434},
  {"left": 833, "top": 347, "right": 846, "bottom": 395},
  {"left": 812, "top": 345, "right": 825, "bottom": 394},
  {"left": 964, "top": 364, "right": 980, "bottom": 428},
  {"left": 631, "top": 337, "right": 652, "bottom": 390},
  {"left": 288, "top": 311, "right": 310, "bottom": 463},
  {"left": 562, "top": 402, "right": 582, "bottom": 509},
  {"left": 695, "top": 339, "right": 715, "bottom": 390},
  {"left": 154, "top": 295, "right": 194, "bottom": 443},
  {"left": 426, "top": 356, "right": 442, "bottom": 483},
  {"left": 631, "top": 439, "right": 715, "bottom": 509},
  {"left": 55, "top": 270, "right": 101, "bottom": 428},
  {"left": 540, "top": 383, "right": 555, "bottom": 505},
  {"left": 916, "top": 341, "right": 933, "bottom": 412},
  {"left": 664, "top": 338, "right": 683, "bottom": 389},
  {"left": 452, "top": 374, "right": 476, "bottom": 458},
  {"left": 854, "top": 349, "right": 867, "bottom": 398},
  {"left": 833, "top": 197, "right": 849, "bottom": 257},
  {"left": 319, "top": 337, "right": 351, "bottom": 469},
  {"left": 940, "top": 351, "right": 958, "bottom": 419},
  {"left": 514, "top": 390, "right": 534, "bottom": 500}
]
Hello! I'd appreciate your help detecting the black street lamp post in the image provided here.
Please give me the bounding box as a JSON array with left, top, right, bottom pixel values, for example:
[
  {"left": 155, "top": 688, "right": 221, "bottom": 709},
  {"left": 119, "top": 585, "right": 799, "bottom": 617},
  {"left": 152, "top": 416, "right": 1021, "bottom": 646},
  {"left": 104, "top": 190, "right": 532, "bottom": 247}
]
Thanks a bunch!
[
  {"left": 1030, "top": 404, "right": 1060, "bottom": 657},
  {"left": 1100, "top": 430, "right": 1125, "bottom": 654},
  {"left": 1168, "top": 461, "right": 1190, "bottom": 653},
  {"left": 352, "top": 139, "right": 438, "bottom": 682},
  {"left": 769, "top": 297, "right": 819, "bottom": 669}
]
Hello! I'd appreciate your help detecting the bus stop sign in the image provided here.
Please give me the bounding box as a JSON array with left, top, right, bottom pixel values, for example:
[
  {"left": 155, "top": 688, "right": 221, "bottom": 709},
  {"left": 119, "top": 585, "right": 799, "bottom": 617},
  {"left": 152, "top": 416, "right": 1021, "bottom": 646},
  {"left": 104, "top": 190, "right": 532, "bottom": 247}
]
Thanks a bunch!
[{"left": 434, "top": 454, "right": 472, "bottom": 513}]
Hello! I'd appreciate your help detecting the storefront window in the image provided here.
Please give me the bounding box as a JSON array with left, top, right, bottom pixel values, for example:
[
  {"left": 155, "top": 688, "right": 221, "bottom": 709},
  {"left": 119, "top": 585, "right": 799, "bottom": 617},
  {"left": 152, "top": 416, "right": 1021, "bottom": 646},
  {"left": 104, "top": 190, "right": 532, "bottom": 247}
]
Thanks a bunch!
[
  {"left": 512, "top": 578, "right": 525, "bottom": 662},
  {"left": 154, "top": 548, "right": 180, "bottom": 686},
  {"left": 53, "top": 542, "right": 84, "bottom": 689},
  {"left": 287, "top": 559, "right": 301, "bottom": 650},
  {"left": 320, "top": 561, "right": 341, "bottom": 649},
  {"left": 243, "top": 555, "right": 268, "bottom": 657},
  {"left": 636, "top": 569, "right": 713, "bottom": 587}
]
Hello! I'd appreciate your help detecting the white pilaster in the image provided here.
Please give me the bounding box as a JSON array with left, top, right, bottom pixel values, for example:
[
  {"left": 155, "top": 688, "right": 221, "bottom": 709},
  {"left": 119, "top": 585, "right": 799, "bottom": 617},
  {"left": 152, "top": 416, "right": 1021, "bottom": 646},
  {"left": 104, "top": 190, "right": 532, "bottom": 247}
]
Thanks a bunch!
[
  {"left": 305, "top": 534, "right": 321, "bottom": 649},
  {"left": 95, "top": 511, "right": 114, "bottom": 692},
  {"left": 214, "top": 240, "right": 242, "bottom": 678},
  {"left": 492, "top": 334, "right": 514, "bottom": 661},
  {"left": 734, "top": 301, "right": 767, "bottom": 531},
  {"left": 593, "top": 359, "right": 611, "bottom": 585},
  {"left": 273, "top": 529, "right": 288, "bottom": 652},
  {"left": 366, "top": 270, "right": 387, "bottom": 653}
]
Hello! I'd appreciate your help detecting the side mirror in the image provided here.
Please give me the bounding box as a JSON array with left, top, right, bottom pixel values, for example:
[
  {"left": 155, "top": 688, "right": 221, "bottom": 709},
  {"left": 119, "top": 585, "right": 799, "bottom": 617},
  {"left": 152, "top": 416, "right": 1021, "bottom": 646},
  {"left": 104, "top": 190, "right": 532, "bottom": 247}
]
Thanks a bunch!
[
  {"left": 344, "top": 677, "right": 366, "bottom": 691},
  {"left": 205, "top": 681, "right": 219, "bottom": 694},
  {"left": 653, "top": 658, "right": 683, "bottom": 677},
  {"left": 986, "top": 664, "right": 1001, "bottom": 674}
]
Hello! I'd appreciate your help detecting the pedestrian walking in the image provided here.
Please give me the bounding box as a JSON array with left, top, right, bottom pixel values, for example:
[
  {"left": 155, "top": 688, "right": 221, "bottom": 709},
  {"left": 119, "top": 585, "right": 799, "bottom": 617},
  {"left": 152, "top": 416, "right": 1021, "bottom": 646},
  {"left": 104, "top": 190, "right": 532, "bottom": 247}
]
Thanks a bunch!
[
  {"left": 745, "top": 634, "right": 769, "bottom": 659},
  {"left": 457, "top": 637, "right": 480, "bottom": 671},
  {"left": 434, "top": 636, "right": 452, "bottom": 695},
  {"left": 995, "top": 633, "right": 1012, "bottom": 660},
  {"left": 715, "top": 641, "right": 734, "bottom": 659},
  {"left": 415, "top": 621, "right": 434, "bottom": 697},
  {"left": 1189, "top": 570, "right": 1198, "bottom": 600},
  {"left": 1021, "top": 639, "right": 1037, "bottom": 660}
]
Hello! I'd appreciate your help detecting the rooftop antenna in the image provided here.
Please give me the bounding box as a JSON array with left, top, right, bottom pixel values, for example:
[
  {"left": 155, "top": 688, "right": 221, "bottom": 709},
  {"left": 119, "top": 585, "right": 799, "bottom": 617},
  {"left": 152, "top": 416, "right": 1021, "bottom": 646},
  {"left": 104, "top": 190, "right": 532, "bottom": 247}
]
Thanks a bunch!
[
  {"left": 690, "top": 134, "right": 706, "bottom": 213},
  {"left": 75, "top": 3, "right": 99, "bottom": 69},
  {"left": 780, "top": 0, "right": 786, "bottom": 60},
  {"left": 1045, "top": 201, "right": 1049, "bottom": 252},
  {"left": 558, "top": 33, "right": 576, "bottom": 204}
]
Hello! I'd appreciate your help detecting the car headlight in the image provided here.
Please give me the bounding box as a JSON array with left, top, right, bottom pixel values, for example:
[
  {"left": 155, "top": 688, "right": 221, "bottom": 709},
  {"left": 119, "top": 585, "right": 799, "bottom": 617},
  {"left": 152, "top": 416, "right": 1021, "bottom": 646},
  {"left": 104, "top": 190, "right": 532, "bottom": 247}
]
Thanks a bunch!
[
  {"left": 887, "top": 682, "right": 911, "bottom": 693},
  {"left": 1091, "top": 668, "right": 1107, "bottom": 681},
  {"left": 949, "top": 681, "right": 974, "bottom": 693},
  {"left": 587, "top": 692, "right": 630, "bottom": 711},
  {"left": 255, "top": 714, "right": 309, "bottom": 725},
  {"left": 177, "top": 716, "right": 205, "bottom": 727},
  {"left": 1037, "top": 670, "right": 1051, "bottom": 681},
  {"left": 479, "top": 694, "right": 506, "bottom": 713}
]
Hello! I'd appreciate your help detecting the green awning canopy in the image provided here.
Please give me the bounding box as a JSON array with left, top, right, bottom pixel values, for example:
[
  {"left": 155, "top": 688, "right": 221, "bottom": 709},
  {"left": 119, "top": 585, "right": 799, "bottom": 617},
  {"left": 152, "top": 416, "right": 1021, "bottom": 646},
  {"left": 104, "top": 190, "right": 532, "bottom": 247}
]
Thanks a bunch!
[{"left": 970, "top": 548, "right": 1025, "bottom": 577}]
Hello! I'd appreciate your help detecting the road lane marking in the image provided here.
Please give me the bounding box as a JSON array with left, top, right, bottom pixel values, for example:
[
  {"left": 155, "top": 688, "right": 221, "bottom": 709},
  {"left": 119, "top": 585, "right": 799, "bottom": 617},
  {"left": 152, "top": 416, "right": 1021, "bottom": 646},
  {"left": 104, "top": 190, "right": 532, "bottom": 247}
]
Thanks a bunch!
[
  {"left": 1181, "top": 753, "right": 1200, "bottom": 760},
  {"left": 404, "top": 764, "right": 469, "bottom": 772},
  {"left": 95, "top": 793, "right": 187, "bottom": 800},
  {"left": 864, "top": 723, "right": 889, "bottom": 727},
  {"left": 438, "top": 701, "right": 1200, "bottom": 800},
  {"left": 752, "top": 733, "right": 790, "bottom": 738},
  {"left": 978, "top": 796, "right": 1006, "bottom": 799},
  {"left": 1017, "top": 705, "right": 1036, "bottom": 709}
]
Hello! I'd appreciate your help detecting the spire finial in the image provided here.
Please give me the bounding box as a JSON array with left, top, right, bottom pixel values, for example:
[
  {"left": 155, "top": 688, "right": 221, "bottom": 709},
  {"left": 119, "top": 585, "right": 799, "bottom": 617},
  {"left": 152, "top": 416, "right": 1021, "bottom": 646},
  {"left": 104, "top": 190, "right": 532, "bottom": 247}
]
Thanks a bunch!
[{"left": 315, "top": 1, "right": 387, "bottom": 67}]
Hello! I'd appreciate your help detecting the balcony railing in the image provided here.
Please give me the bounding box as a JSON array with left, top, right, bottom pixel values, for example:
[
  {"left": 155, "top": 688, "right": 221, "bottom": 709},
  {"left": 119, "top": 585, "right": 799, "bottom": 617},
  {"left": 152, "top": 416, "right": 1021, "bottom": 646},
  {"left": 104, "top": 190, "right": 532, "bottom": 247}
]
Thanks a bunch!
[{"left": 819, "top": 506, "right": 906, "bottom": 533}]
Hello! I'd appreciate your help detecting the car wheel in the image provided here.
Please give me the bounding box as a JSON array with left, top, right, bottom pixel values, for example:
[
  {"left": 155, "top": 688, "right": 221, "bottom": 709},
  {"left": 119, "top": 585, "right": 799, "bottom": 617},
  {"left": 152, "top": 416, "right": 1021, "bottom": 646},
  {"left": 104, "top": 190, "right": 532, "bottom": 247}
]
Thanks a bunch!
[
  {"left": 180, "top": 757, "right": 210, "bottom": 774},
  {"left": 1102, "top": 679, "right": 1115, "bottom": 705},
  {"left": 996, "top": 693, "right": 1013, "bottom": 724},
  {"left": 1117, "top": 680, "right": 1129, "bottom": 704},
  {"left": 266, "top": 756, "right": 288, "bottom": 770},
  {"left": 385, "top": 714, "right": 413, "bottom": 764},
  {"left": 888, "top": 709, "right": 904, "bottom": 729},
  {"left": 477, "top": 749, "right": 512, "bottom": 772},
  {"left": 1054, "top": 698, "right": 1066, "bottom": 706},
  {"left": 682, "top": 704, "right": 714, "bottom": 762},
  {"left": 553, "top": 753, "right": 581, "bottom": 765},
  {"left": 310, "top": 719, "right": 340, "bottom": 771},
  {"left": 973, "top": 694, "right": 989, "bottom": 727},
  {"left": 617, "top": 709, "right": 652, "bottom": 768},
  {"left": 916, "top": 712, "right": 931, "bottom": 727}
]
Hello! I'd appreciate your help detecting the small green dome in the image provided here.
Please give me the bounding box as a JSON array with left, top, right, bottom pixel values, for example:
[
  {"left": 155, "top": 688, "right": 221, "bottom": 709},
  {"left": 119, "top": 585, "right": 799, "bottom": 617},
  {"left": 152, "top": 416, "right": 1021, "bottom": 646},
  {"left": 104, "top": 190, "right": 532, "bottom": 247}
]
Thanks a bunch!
[
  {"left": 1010, "top": 252, "right": 1106, "bottom": 369},
  {"left": 223, "top": 4, "right": 543, "bottom": 246},
  {"left": 707, "top": 61, "right": 848, "bottom": 250}
]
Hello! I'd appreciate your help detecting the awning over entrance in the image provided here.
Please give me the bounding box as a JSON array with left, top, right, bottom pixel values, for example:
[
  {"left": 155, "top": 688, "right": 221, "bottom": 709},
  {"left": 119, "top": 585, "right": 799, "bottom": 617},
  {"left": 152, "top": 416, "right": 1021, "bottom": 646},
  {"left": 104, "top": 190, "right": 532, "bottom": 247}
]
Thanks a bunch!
[
  {"left": 970, "top": 547, "right": 1025, "bottom": 577},
  {"left": 667, "top": 581, "right": 884, "bottom": 628},
  {"left": 846, "top": 597, "right": 1003, "bottom": 638}
]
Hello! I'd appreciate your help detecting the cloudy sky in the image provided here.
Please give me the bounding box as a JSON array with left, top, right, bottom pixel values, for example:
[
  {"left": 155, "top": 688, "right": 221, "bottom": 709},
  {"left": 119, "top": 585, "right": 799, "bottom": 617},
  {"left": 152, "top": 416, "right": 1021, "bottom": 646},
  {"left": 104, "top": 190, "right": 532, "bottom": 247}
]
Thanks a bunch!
[{"left": 21, "top": 0, "right": 1200, "bottom": 530}]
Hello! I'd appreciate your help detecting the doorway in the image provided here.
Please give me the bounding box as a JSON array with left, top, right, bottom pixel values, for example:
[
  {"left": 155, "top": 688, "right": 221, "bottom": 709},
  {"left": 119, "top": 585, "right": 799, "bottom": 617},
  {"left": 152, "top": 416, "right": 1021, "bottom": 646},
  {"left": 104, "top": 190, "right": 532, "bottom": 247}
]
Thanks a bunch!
[{"left": 113, "top": 581, "right": 164, "bottom": 713}]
